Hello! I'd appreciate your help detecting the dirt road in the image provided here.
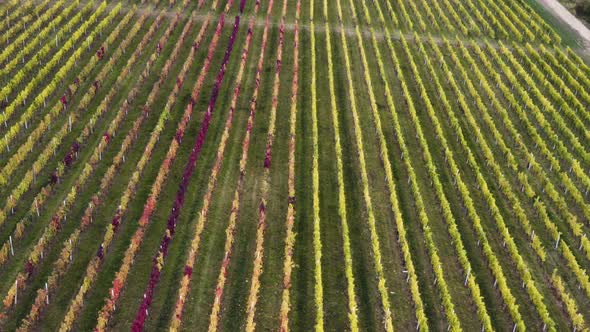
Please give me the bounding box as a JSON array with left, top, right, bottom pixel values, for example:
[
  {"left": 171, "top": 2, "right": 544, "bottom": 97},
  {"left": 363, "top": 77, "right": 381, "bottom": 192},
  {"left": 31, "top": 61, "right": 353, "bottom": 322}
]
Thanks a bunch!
[{"left": 536, "top": 0, "right": 590, "bottom": 47}]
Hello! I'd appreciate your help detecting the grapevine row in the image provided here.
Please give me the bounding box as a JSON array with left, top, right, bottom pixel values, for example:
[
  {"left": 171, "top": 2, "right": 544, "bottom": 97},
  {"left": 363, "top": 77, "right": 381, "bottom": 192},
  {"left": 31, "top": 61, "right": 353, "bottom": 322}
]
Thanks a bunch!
[
  {"left": 0, "top": 0, "right": 69, "bottom": 78},
  {"left": 131, "top": 14, "right": 242, "bottom": 331},
  {"left": 0, "top": 5, "right": 132, "bottom": 321},
  {"left": 0, "top": 0, "right": 44, "bottom": 48},
  {"left": 0, "top": 3, "right": 124, "bottom": 245},
  {"left": 467, "top": 40, "right": 590, "bottom": 304},
  {"left": 418, "top": 35, "right": 528, "bottom": 330},
  {"left": 56, "top": 13, "right": 195, "bottom": 331},
  {"left": 498, "top": 42, "right": 590, "bottom": 176},
  {"left": 0, "top": 0, "right": 101, "bottom": 129},
  {"left": 394, "top": 25, "right": 495, "bottom": 330},
  {"left": 309, "top": 0, "right": 323, "bottom": 327},
  {"left": 550, "top": 270, "right": 586, "bottom": 331},
  {"left": 330, "top": 0, "right": 399, "bottom": 329},
  {"left": 0, "top": 0, "right": 31, "bottom": 37},
  {"left": 93, "top": 10, "right": 228, "bottom": 330},
  {"left": 16, "top": 11, "right": 166, "bottom": 328},
  {"left": 0, "top": 7, "right": 142, "bottom": 271},
  {"left": 458, "top": 40, "right": 590, "bottom": 261},
  {"left": 243, "top": 0, "right": 287, "bottom": 328},
  {"left": 170, "top": 2, "right": 265, "bottom": 328},
  {"left": 277, "top": 1, "right": 299, "bottom": 329},
  {"left": 0, "top": 4, "right": 134, "bottom": 232},
  {"left": 319, "top": 1, "right": 361, "bottom": 331},
  {"left": 452, "top": 37, "right": 590, "bottom": 318}
]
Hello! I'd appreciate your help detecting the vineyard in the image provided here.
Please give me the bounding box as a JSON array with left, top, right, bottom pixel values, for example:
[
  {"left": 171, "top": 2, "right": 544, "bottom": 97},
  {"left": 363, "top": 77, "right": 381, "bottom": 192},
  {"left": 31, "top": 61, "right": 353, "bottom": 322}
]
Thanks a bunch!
[{"left": 1, "top": 0, "right": 590, "bottom": 330}]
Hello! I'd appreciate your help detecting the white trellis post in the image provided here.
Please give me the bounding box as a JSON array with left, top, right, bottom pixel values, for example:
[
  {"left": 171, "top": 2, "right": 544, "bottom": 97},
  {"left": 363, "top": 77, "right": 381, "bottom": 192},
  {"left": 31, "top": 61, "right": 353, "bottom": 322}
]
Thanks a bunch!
[{"left": 9, "top": 236, "right": 14, "bottom": 256}]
